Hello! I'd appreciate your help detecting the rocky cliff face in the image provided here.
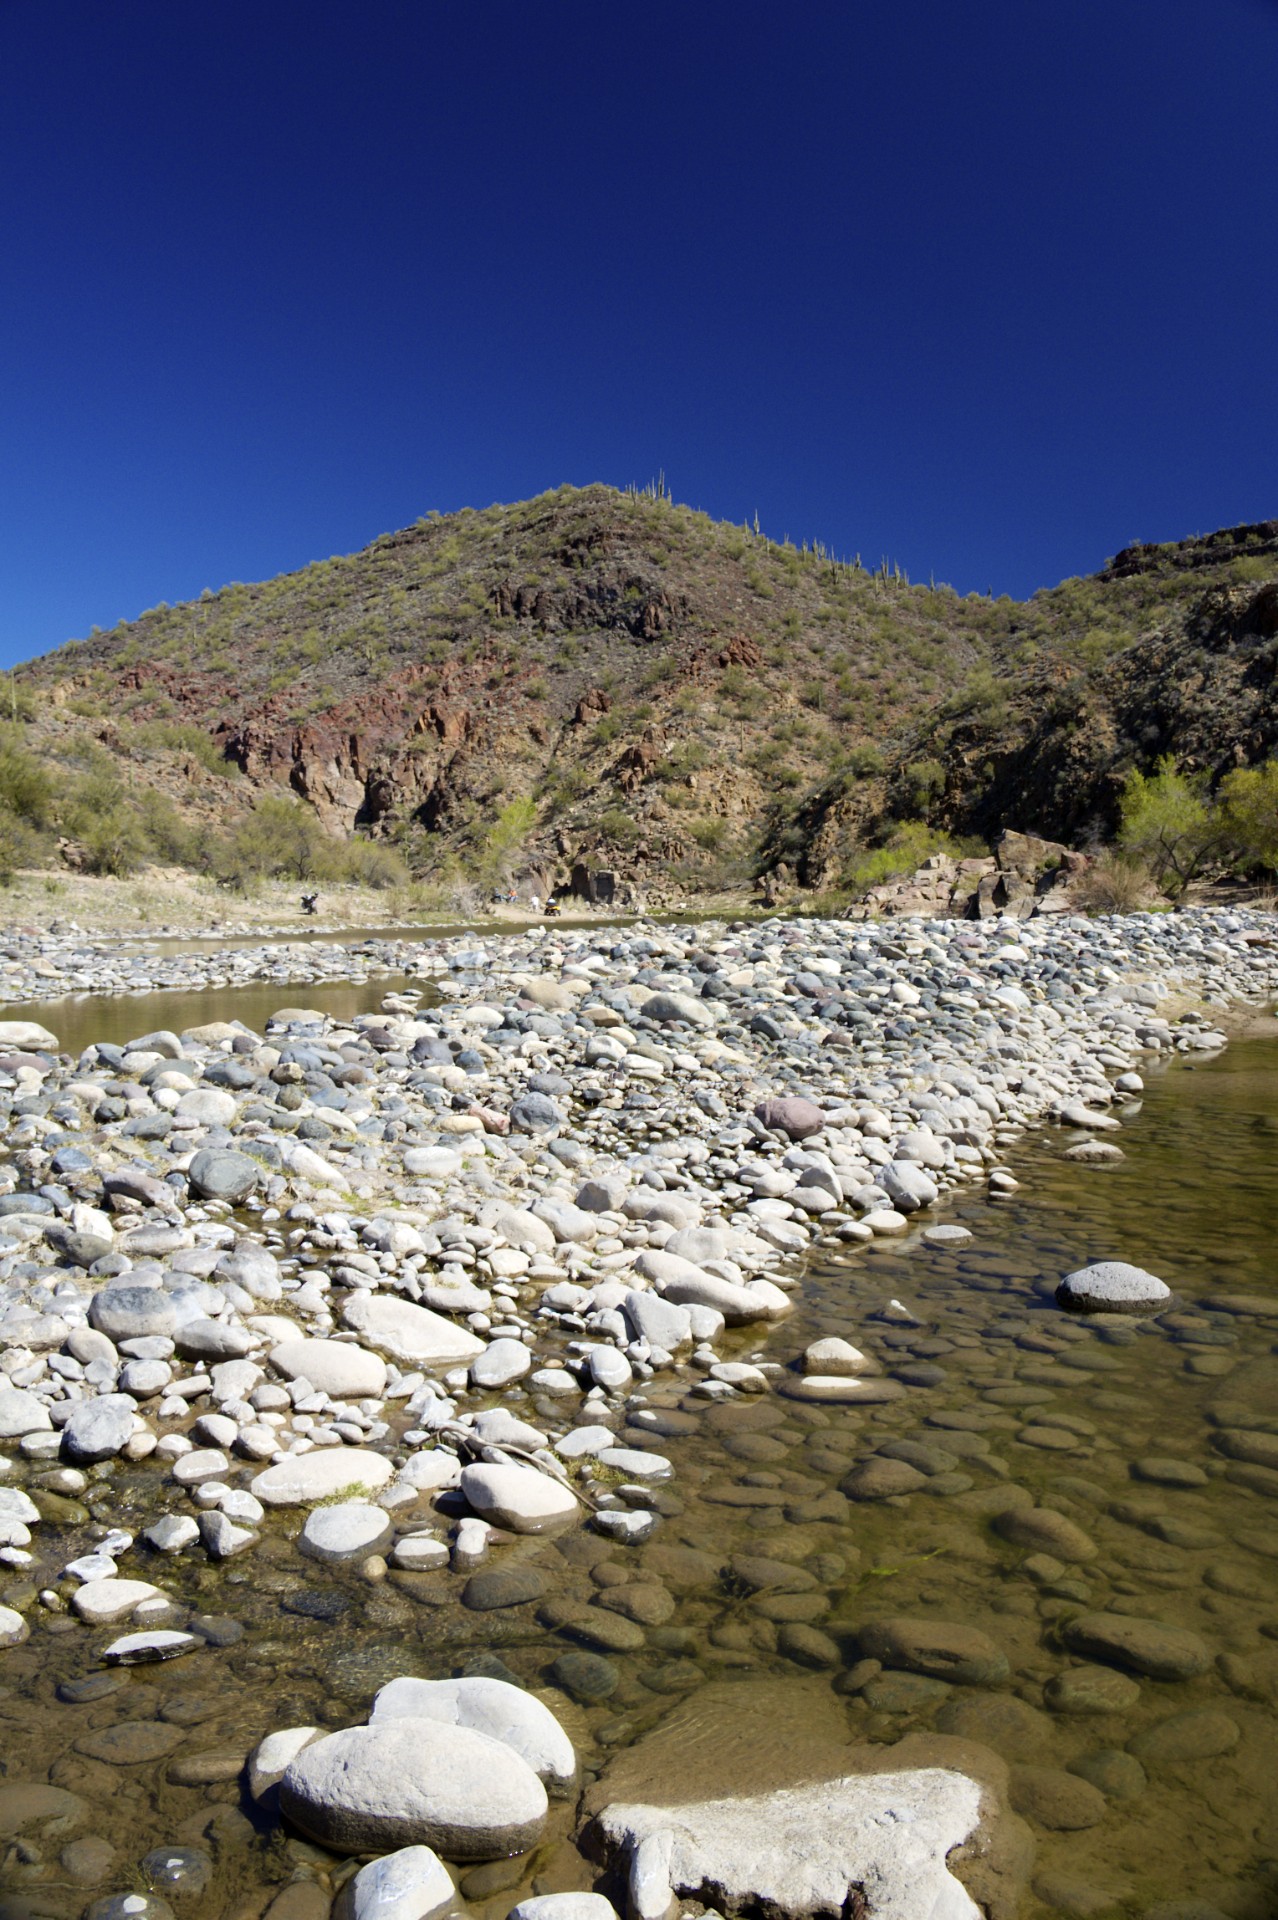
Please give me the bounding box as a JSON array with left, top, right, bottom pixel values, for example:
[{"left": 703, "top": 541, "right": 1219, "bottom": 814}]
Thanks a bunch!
[{"left": 16, "top": 488, "right": 1278, "bottom": 896}]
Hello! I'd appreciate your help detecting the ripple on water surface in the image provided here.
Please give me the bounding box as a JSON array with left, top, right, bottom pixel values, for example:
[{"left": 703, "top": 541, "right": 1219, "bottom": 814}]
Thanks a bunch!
[{"left": 1, "top": 1038, "right": 1276, "bottom": 1919}]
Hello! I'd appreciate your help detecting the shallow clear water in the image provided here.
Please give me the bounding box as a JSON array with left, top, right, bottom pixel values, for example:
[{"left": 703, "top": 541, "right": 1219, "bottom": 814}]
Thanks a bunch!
[
  {"left": 0, "top": 975, "right": 443, "bottom": 1061},
  {"left": 1, "top": 1039, "right": 1276, "bottom": 1920}
]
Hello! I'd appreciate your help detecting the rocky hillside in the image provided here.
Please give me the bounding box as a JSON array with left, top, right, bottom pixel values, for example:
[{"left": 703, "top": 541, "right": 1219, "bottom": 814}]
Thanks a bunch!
[{"left": 13, "top": 487, "right": 1278, "bottom": 901}]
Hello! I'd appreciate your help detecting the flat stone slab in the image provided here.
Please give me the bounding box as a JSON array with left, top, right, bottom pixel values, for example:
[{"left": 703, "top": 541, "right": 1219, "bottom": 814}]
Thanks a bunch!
[
  {"left": 251, "top": 1449, "right": 395, "bottom": 1508},
  {"left": 72, "top": 1578, "right": 163, "bottom": 1625},
  {"left": 270, "top": 1338, "right": 388, "bottom": 1400},
  {"left": 102, "top": 1630, "right": 200, "bottom": 1665},
  {"left": 341, "top": 1293, "right": 485, "bottom": 1367},
  {"left": 1059, "top": 1611, "right": 1211, "bottom": 1680},
  {"left": 782, "top": 1375, "right": 905, "bottom": 1405},
  {"left": 596, "top": 1768, "right": 988, "bottom": 1920}
]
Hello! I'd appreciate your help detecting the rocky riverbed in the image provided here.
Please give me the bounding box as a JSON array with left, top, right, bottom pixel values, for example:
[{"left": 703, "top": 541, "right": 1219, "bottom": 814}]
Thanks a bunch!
[{"left": 0, "top": 907, "right": 1276, "bottom": 1920}]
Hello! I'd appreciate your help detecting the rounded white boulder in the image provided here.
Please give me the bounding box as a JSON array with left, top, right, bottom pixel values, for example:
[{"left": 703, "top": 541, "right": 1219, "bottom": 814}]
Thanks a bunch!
[
  {"left": 299, "top": 1502, "right": 394, "bottom": 1564},
  {"left": 371, "top": 1675, "right": 576, "bottom": 1794},
  {"left": 1056, "top": 1261, "right": 1171, "bottom": 1314},
  {"left": 280, "top": 1717, "right": 548, "bottom": 1858}
]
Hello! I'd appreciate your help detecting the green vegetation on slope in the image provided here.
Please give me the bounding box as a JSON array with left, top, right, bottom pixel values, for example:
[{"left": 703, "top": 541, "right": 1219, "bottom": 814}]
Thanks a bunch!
[{"left": 6, "top": 487, "right": 1277, "bottom": 901}]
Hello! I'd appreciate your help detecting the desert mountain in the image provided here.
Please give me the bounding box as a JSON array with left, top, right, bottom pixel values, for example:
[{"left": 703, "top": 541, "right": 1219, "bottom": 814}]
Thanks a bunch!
[{"left": 16, "top": 485, "right": 1278, "bottom": 900}]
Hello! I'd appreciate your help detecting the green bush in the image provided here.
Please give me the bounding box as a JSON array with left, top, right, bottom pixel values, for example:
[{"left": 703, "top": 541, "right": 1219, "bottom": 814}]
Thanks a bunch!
[
  {"left": 599, "top": 807, "right": 641, "bottom": 844},
  {"left": 215, "top": 793, "right": 331, "bottom": 888},
  {"left": 845, "top": 821, "right": 960, "bottom": 891},
  {"left": 0, "top": 736, "right": 54, "bottom": 826},
  {"left": 1219, "top": 759, "right": 1278, "bottom": 873},
  {"left": 134, "top": 721, "right": 237, "bottom": 777},
  {"left": 1117, "top": 758, "right": 1220, "bottom": 897},
  {"left": 900, "top": 757, "right": 946, "bottom": 814},
  {"left": 77, "top": 803, "right": 149, "bottom": 876},
  {"left": 0, "top": 807, "right": 41, "bottom": 882},
  {"left": 479, "top": 796, "right": 537, "bottom": 882},
  {"left": 689, "top": 815, "right": 729, "bottom": 850},
  {"left": 338, "top": 837, "right": 408, "bottom": 890}
]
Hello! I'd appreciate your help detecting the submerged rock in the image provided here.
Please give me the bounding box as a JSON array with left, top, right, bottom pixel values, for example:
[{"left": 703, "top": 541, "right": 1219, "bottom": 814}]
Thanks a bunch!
[{"left": 1056, "top": 1261, "right": 1171, "bottom": 1313}]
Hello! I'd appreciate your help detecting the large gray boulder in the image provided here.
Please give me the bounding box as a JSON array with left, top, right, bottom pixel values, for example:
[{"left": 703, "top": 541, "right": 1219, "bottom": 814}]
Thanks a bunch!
[
  {"left": 622, "top": 1290, "right": 693, "bottom": 1354},
  {"left": 279, "top": 1718, "right": 548, "bottom": 1858},
  {"left": 0, "top": 1020, "right": 58, "bottom": 1049},
  {"left": 0, "top": 1389, "right": 52, "bottom": 1438},
  {"left": 640, "top": 992, "right": 714, "bottom": 1030},
  {"left": 251, "top": 1449, "right": 394, "bottom": 1507},
  {"left": 299, "top": 1503, "right": 394, "bottom": 1565},
  {"left": 752, "top": 1095, "right": 824, "bottom": 1139},
  {"left": 216, "top": 1242, "right": 282, "bottom": 1301},
  {"left": 879, "top": 1161, "right": 940, "bottom": 1213},
  {"left": 61, "top": 1395, "right": 136, "bottom": 1464},
  {"left": 470, "top": 1338, "right": 532, "bottom": 1389}
]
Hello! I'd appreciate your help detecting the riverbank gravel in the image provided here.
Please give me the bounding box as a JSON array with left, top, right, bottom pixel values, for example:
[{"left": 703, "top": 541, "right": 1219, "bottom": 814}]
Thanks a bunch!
[{"left": 0, "top": 905, "right": 1276, "bottom": 1915}]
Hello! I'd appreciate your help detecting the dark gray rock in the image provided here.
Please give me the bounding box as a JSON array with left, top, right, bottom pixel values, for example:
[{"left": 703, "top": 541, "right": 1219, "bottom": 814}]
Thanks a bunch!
[
  {"left": 187, "top": 1148, "right": 259, "bottom": 1203},
  {"left": 89, "top": 1286, "right": 177, "bottom": 1343}
]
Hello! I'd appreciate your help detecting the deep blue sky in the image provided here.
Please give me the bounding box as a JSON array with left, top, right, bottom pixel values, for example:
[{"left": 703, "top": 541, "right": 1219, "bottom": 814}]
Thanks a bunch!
[{"left": 3, "top": 1, "right": 1276, "bottom": 666}]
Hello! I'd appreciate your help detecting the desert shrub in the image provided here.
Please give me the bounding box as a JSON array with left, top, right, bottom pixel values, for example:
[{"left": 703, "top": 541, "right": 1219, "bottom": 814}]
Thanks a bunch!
[
  {"left": 336, "top": 837, "right": 408, "bottom": 889},
  {"left": 657, "top": 741, "right": 709, "bottom": 781},
  {"left": 0, "top": 677, "right": 37, "bottom": 724},
  {"left": 77, "top": 802, "right": 149, "bottom": 876},
  {"left": 940, "top": 667, "right": 1007, "bottom": 722},
  {"left": 1072, "top": 852, "right": 1159, "bottom": 914},
  {"left": 598, "top": 807, "right": 641, "bottom": 844},
  {"left": 135, "top": 721, "right": 237, "bottom": 777},
  {"left": 689, "top": 816, "right": 729, "bottom": 850},
  {"left": 0, "top": 809, "right": 41, "bottom": 882},
  {"left": 0, "top": 736, "right": 54, "bottom": 826},
  {"left": 134, "top": 790, "right": 205, "bottom": 868},
  {"left": 844, "top": 743, "right": 886, "bottom": 777},
  {"left": 215, "top": 793, "right": 331, "bottom": 888},
  {"left": 478, "top": 796, "right": 537, "bottom": 883},
  {"left": 899, "top": 757, "right": 946, "bottom": 813}
]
